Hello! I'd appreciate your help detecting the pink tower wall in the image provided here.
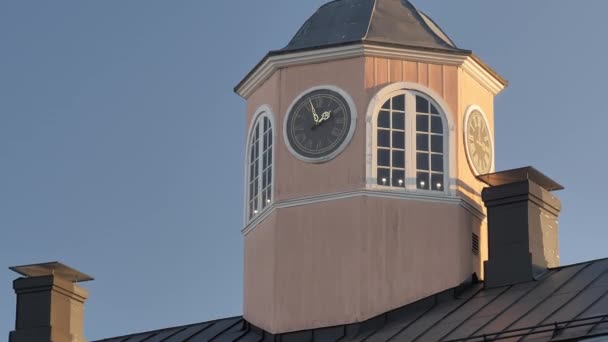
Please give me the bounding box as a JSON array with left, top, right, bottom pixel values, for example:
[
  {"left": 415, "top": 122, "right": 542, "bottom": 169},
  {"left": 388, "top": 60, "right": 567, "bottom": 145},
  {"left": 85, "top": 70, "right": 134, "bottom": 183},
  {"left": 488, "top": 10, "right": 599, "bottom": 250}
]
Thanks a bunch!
[{"left": 243, "top": 56, "right": 490, "bottom": 334}]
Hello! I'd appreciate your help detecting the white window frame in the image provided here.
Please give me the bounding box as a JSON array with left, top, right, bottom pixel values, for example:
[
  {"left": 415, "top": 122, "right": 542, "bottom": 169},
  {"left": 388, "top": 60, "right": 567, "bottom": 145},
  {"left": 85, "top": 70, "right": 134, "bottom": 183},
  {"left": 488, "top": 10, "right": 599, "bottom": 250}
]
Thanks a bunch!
[
  {"left": 244, "top": 105, "right": 276, "bottom": 223},
  {"left": 366, "top": 82, "right": 456, "bottom": 196}
]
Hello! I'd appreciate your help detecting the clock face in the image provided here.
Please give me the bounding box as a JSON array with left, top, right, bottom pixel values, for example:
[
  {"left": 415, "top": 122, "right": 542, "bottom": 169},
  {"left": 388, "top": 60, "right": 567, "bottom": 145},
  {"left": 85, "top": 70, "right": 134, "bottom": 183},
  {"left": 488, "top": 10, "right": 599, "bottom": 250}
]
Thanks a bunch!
[
  {"left": 285, "top": 89, "right": 353, "bottom": 161},
  {"left": 465, "top": 109, "right": 493, "bottom": 175}
]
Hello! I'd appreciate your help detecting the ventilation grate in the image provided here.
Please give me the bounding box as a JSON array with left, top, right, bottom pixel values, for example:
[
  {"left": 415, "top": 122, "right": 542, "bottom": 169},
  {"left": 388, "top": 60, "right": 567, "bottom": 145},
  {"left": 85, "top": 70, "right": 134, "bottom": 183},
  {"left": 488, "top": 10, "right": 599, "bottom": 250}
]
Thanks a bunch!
[{"left": 472, "top": 233, "right": 480, "bottom": 256}]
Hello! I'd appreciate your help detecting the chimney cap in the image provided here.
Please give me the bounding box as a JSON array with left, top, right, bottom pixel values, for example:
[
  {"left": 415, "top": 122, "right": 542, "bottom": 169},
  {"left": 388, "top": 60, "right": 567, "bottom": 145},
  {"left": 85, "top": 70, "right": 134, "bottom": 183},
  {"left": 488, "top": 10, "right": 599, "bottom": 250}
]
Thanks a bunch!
[
  {"left": 9, "top": 261, "right": 94, "bottom": 283},
  {"left": 477, "top": 166, "right": 564, "bottom": 192}
]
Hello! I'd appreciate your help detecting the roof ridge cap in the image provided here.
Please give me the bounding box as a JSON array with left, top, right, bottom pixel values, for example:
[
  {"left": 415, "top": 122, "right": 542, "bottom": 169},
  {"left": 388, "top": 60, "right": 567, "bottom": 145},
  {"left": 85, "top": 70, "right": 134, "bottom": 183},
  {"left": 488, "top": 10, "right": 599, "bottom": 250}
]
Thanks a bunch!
[{"left": 362, "top": 0, "right": 378, "bottom": 41}]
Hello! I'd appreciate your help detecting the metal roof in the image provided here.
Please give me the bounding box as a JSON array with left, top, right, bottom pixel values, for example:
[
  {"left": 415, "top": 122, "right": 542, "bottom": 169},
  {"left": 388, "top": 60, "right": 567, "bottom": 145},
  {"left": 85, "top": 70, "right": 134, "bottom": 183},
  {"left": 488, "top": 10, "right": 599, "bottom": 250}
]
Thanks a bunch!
[
  {"left": 279, "top": 0, "right": 467, "bottom": 54},
  {"left": 94, "top": 258, "right": 608, "bottom": 342}
]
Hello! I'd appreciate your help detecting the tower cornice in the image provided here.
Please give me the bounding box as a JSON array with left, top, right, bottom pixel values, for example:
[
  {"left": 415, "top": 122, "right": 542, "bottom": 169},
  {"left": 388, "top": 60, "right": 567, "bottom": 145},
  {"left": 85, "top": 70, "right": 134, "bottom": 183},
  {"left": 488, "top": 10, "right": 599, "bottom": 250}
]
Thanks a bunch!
[{"left": 234, "top": 43, "right": 508, "bottom": 99}]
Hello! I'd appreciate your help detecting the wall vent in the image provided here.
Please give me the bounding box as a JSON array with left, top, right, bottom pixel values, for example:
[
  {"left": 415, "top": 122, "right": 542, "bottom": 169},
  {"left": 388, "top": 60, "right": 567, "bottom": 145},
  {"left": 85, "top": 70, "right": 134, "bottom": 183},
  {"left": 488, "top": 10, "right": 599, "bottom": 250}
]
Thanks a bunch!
[{"left": 472, "top": 233, "right": 480, "bottom": 256}]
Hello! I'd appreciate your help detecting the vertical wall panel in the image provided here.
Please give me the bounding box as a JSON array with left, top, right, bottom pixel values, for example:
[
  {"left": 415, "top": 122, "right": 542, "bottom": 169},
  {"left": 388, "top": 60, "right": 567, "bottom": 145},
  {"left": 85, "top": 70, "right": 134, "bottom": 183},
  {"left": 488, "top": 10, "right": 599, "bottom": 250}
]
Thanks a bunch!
[
  {"left": 404, "top": 61, "right": 418, "bottom": 83},
  {"left": 375, "top": 57, "right": 390, "bottom": 86},
  {"left": 389, "top": 59, "right": 403, "bottom": 83},
  {"left": 364, "top": 57, "right": 375, "bottom": 88},
  {"left": 418, "top": 63, "right": 429, "bottom": 87},
  {"left": 428, "top": 64, "right": 444, "bottom": 97}
]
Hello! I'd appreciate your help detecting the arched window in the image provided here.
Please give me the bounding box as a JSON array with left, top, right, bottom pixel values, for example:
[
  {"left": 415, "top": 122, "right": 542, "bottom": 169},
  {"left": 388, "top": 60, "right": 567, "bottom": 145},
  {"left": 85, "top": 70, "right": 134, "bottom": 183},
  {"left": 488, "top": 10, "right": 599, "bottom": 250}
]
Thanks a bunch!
[
  {"left": 247, "top": 112, "right": 274, "bottom": 220},
  {"left": 373, "top": 90, "right": 447, "bottom": 192}
]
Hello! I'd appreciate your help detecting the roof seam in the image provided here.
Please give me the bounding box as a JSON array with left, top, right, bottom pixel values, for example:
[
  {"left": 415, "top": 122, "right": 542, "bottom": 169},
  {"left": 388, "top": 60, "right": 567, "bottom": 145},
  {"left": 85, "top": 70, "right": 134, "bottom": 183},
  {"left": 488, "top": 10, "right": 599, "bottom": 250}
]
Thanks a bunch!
[
  {"left": 495, "top": 262, "right": 595, "bottom": 339},
  {"left": 461, "top": 275, "right": 553, "bottom": 339},
  {"left": 208, "top": 319, "right": 244, "bottom": 342},
  {"left": 181, "top": 322, "right": 215, "bottom": 342},
  {"left": 387, "top": 286, "right": 484, "bottom": 342},
  {"left": 570, "top": 286, "right": 608, "bottom": 327},
  {"left": 410, "top": 287, "right": 495, "bottom": 342},
  {"left": 146, "top": 326, "right": 190, "bottom": 342},
  {"left": 416, "top": 10, "right": 457, "bottom": 47},
  {"left": 588, "top": 317, "right": 608, "bottom": 335},
  {"left": 361, "top": 0, "right": 377, "bottom": 41},
  {"left": 437, "top": 286, "right": 513, "bottom": 342},
  {"left": 384, "top": 297, "right": 440, "bottom": 342},
  {"left": 525, "top": 263, "right": 608, "bottom": 341}
]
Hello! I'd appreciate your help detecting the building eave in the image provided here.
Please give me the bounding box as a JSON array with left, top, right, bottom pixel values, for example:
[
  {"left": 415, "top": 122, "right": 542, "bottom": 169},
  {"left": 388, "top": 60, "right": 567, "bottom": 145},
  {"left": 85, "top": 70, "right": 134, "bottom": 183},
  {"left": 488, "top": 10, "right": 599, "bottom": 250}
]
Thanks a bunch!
[{"left": 234, "top": 42, "right": 507, "bottom": 99}]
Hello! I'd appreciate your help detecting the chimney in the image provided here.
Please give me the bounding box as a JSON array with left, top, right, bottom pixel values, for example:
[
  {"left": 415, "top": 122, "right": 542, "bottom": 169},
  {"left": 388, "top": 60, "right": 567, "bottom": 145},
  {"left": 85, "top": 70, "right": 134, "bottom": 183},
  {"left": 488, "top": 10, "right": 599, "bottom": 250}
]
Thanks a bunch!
[
  {"left": 479, "top": 167, "right": 563, "bottom": 288},
  {"left": 9, "top": 262, "right": 94, "bottom": 342}
]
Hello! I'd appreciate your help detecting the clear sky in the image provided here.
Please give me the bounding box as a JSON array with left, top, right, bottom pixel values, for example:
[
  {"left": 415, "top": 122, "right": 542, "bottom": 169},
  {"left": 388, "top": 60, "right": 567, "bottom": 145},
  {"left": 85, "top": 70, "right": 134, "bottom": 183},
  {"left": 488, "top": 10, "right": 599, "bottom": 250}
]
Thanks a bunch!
[{"left": 1, "top": 0, "right": 607, "bottom": 340}]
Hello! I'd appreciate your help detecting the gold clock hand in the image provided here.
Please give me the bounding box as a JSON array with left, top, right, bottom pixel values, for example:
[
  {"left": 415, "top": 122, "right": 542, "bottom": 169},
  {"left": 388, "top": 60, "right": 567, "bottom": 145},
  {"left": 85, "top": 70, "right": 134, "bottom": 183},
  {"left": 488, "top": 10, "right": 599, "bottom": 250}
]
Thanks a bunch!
[
  {"left": 309, "top": 99, "right": 319, "bottom": 124},
  {"left": 319, "top": 111, "right": 331, "bottom": 123}
]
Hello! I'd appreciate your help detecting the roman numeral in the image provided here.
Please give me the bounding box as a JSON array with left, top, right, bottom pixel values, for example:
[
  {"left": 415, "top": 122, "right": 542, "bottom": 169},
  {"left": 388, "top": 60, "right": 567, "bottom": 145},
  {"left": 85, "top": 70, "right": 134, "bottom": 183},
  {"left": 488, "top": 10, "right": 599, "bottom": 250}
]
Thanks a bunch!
[{"left": 331, "top": 128, "right": 341, "bottom": 137}]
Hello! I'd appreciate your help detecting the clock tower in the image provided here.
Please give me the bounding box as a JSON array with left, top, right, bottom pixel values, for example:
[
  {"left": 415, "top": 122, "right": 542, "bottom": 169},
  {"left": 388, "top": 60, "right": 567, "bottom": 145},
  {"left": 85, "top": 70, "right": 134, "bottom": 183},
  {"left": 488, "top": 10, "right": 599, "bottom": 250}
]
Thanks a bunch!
[{"left": 234, "top": 0, "right": 507, "bottom": 334}]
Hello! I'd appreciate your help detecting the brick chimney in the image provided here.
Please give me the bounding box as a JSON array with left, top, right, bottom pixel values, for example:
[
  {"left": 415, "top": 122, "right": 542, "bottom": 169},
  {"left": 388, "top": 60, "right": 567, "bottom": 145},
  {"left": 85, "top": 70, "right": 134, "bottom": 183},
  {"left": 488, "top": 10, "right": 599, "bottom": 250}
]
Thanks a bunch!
[
  {"left": 9, "top": 262, "right": 93, "bottom": 342},
  {"left": 479, "top": 167, "right": 563, "bottom": 288}
]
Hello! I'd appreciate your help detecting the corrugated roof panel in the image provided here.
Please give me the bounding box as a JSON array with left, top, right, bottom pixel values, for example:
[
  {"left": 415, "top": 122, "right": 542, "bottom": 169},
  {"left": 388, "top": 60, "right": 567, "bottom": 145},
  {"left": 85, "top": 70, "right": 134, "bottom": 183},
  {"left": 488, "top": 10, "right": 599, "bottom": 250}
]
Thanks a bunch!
[
  {"left": 102, "top": 337, "right": 132, "bottom": 342},
  {"left": 141, "top": 326, "right": 191, "bottom": 342},
  {"left": 124, "top": 332, "right": 164, "bottom": 342},
  {"left": 417, "top": 287, "right": 509, "bottom": 341},
  {"left": 442, "top": 282, "right": 538, "bottom": 340},
  {"left": 476, "top": 264, "right": 588, "bottom": 336},
  {"left": 212, "top": 323, "right": 250, "bottom": 342},
  {"left": 160, "top": 324, "right": 212, "bottom": 341},
  {"left": 554, "top": 259, "right": 608, "bottom": 295},
  {"left": 389, "top": 292, "right": 482, "bottom": 341},
  {"left": 547, "top": 285, "right": 608, "bottom": 323},
  {"left": 519, "top": 263, "right": 608, "bottom": 341},
  {"left": 93, "top": 260, "right": 608, "bottom": 342},
  {"left": 364, "top": 294, "right": 440, "bottom": 341},
  {"left": 186, "top": 318, "right": 242, "bottom": 341},
  {"left": 234, "top": 331, "right": 263, "bottom": 342}
]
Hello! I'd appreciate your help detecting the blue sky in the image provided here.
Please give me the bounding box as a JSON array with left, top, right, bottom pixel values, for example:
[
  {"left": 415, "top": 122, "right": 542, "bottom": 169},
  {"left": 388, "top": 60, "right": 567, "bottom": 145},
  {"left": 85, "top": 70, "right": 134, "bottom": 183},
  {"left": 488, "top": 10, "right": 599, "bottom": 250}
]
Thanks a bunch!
[{"left": 1, "top": 0, "right": 607, "bottom": 340}]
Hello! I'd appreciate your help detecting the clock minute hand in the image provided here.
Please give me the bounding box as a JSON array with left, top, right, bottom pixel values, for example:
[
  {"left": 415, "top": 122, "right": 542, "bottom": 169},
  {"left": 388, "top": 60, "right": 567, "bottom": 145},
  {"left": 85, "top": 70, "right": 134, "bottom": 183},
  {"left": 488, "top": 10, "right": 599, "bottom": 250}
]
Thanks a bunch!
[{"left": 309, "top": 99, "right": 320, "bottom": 124}]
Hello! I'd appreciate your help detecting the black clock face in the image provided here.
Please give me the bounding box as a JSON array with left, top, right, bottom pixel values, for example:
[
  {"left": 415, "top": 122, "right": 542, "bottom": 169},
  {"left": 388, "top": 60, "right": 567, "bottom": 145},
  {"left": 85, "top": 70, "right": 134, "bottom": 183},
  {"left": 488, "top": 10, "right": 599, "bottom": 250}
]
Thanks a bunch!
[{"left": 285, "top": 89, "right": 352, "bottom": 161}]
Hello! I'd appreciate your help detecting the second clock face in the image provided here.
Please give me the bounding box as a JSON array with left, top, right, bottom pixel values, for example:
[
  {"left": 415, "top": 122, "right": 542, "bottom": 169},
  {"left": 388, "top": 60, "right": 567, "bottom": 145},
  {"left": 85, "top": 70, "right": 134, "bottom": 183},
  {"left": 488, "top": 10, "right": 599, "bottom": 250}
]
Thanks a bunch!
[
  {"left": 285, "top": 89, "right": 353, "bottom": 161},
  {"left": 465, "top": 109, "right": 493, "bottom": 175}
]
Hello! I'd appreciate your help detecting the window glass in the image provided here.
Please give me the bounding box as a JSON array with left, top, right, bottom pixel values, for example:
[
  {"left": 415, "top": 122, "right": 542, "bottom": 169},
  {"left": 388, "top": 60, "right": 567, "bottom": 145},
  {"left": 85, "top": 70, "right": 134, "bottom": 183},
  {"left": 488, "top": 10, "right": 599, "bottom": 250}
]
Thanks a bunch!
[
  {"left": 374, "top": 91, "right": 447, "bottom": 192},
  {"left": 416, "top": 96, "right": 429, "bottom": 113},
  {"left": 416, "top": 115, "right": 429, "bottom": 132},
  {"left": 431, "top": 116, "right": 443, "bottom": 134},
  {"left": 381, "top": 99, "right": 390, "bottom": 110},
  {"left": 431, "top": 174, "right": 444, "bottom": 191},
  {"left": 431, "top": 135, "right": 443, "bottom": 153},
  {"left": 392, "top": 131, "right": 405, "bottom": 149},
  {"left": 378, "top": 111, "right": 390, "bottom": 128},
  {"left": 392, "top": 95, "right": 405, "bottom": 112},
  {"left": 431, "top": 154, "right": 443, "bottom": 172},
  {"left": 417, "top": 172, "right": 429, "bottom": 190},
  {"left": 378, "top": 149, "right": 390, "bottom": 167},
  {"left": 417, "top": 153, "right": 429, "bottom": 170},
  {"left": 392, "top": 151, "right": 405, "bottom": 168},
  {"left": 392, "top": 169, "right": 405, "bottom": 187},
  {"left": 248, "top": 114, "right": 274, "bottom": 219},
  {"left": 377, "top": 168, "right": 390, "bottom": 185},
  {"left": 378, "top": 130, "right": 390, "bottom": 147},
  {"left": 392, "top": 112, "right": 405, "bottom": 130},
  {"left": 417, "top": 134, "right": 429, "bottom": 151}
]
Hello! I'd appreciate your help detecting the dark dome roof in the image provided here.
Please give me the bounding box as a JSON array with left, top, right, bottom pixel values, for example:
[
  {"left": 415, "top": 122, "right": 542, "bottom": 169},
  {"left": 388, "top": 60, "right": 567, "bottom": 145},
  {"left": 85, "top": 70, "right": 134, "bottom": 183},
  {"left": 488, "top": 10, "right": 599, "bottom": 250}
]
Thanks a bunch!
[{"left": 278, "top": 0, "right": 467, "bottom": 54}]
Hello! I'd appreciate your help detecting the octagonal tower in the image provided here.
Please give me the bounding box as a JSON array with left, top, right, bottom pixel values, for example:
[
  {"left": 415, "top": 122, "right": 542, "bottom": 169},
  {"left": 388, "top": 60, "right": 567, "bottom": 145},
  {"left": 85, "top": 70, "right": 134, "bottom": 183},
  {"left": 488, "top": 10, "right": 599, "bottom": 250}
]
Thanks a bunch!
[{"left": 235, "top": 0, "right": 507, "bottom": 334}]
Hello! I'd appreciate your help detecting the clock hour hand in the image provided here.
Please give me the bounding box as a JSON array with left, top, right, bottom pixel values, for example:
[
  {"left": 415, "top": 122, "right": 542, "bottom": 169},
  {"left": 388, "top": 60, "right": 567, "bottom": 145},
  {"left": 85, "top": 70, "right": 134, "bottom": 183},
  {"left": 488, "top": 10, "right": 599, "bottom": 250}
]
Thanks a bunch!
[
  {"left": 320, "top": 111, "right": 331, "bottom": 122},
  {"left": 309, "top": 99, "right": 320, "bottom": 124},
  {"left": 311, "top": 111, "right": 332, "bottom": 129}
]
